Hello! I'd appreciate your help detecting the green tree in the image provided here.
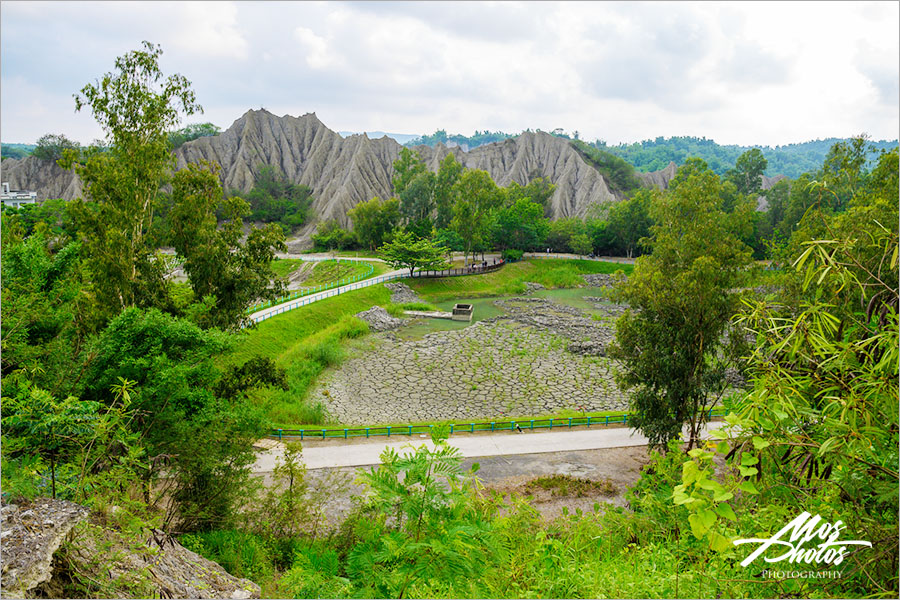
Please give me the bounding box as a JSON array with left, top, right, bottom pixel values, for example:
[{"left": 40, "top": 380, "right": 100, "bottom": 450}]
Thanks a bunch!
[
  {"left": 379, "top": 230, "right": 449, "bottom": 277},
  {"left": 725, "top": 148, "right": 768, "bottom": 196},
  {"left": 818, "top": 134, "right": 874, "bottom": 210},
  {"left": 544, "top": 217, "right": 587, "bottom": 253},
  {"left": 311, "top": 219, "right": 357, "bottom": 251},
  {"left": 490, "top": 197, "right": 548, "bottom": 251},
  {"left": 506, "top": 176, "right": 556, "bottom": 217},
  {"left": 570, "top": 232, "right": 593, "bottom": 256},
  {"left": 392, "top": 148, "right": 435, "bottom": 237},
  {"left": 32, "top": 133, "right": 81, "bottom": 162},
  {"left": 434, "top": 153, "right": 463, "bottom": 229},
  {"left": 451, "top": 169, "right": 503, "bottom": 264},
  {"left": 0, "top": 227, "right": 87, "bottom": 391},
  {"left": 607, "top": 190, "right": 652, "bottom": 257},
  {"left": 241, "top": 166, "right": 314, "bottom": 234},
  {"left": 348, "top": 196, "right": 401, "bottom": 251},
  {"left": 347, "top": 428, "right": 493, "bottom": 598},
  {"left": 609, "top": 159, "right": 752, "bottom": 450},
  {"left": 392, "top": 147, "right": 428, "bottom": 196},
  {"left": 64, "top": 41, "right": 201, "bottom": 320},
  {"left": 167, "top": 162, "right": 286, "bottom": 330},
  {"left": 1, "top": 381, "right": 142, "bottom": 502},
  {"left": 81, "top": 307, "right": 268, "bottom": 530},
  {"left": 168, "top": 122, "right": 221, "bottom": 148},
  {"left": 432, "top": 228, "right": 465, "bottom": 263}
]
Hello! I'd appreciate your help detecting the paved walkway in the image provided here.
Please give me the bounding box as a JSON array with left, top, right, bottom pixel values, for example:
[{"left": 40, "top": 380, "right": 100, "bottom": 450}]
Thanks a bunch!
[
  {"left": 252, "top": 422, "right": 725, "bottom": 472},
  {"left": 248, "top": 267, "right": 408, "bottom": 323}
]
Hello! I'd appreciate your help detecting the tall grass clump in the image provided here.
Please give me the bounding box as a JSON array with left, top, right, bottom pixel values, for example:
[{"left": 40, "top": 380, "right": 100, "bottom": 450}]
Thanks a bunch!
[{"left": 255, "top": 315, "right": 369, "bottom": 426}]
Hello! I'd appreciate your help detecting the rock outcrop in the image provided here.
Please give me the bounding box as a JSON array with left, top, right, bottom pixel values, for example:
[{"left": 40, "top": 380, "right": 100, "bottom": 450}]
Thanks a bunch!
[
  {"left": 636, "top": 161, "right": 678, "bottom": 189},
  {"left": 414, "top": 132, "right": 622, "bottom": 219},
  {"left": 0, "top": 498, "right": 260, "bottom": 599},
  {"left": 0, "top": 498, "right": 90, "bottom": 598},
  {"left": 354, "top": 306, "right": 403, "bottom": 331},
  {"left": 384, "top": 282, "right": 422, "bottom": 304},
  {"left": 0, "top": 157, "right": 83, "bottom": 202}
]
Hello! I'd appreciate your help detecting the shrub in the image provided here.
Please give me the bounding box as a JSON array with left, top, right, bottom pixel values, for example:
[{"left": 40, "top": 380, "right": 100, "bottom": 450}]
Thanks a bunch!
[{"left": 501, "top": 248, "right": 524, "bottom": 262}]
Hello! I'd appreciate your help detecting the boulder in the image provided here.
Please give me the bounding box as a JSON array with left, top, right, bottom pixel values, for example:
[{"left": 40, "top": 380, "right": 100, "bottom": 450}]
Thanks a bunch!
[
  {"left": 0, "top": 499, "right": 260, "bottom": 599},
  {"left": 383, "top": 282, "right": 422, "bottom": 304},
  {"left": 355, "top": 306, "right": 403, "bottom": 331}
]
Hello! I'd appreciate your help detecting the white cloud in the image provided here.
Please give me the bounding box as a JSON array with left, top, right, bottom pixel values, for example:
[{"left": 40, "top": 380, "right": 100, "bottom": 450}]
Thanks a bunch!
[
  {"left": 1, "top": 1, "right": 896, "bottom": 147},
  {"left": 170, "top": 2, "right": 248, "bottom": 60}
]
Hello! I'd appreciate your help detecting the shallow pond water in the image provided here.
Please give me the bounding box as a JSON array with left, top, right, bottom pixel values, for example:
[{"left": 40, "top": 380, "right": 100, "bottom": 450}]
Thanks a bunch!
[{"left": 396, "top": 286, "right": 616, "bottom": 340}]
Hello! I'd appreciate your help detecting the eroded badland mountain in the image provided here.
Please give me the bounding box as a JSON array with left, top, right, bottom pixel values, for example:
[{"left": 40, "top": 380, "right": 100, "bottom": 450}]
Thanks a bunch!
[{"left": 2, "top": 110, "right": 682, "bottom": 242}]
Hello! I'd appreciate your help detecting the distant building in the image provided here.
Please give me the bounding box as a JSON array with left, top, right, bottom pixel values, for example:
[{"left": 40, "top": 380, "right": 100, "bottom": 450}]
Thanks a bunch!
[{"left": 1, "top": 182, "right": 37, "bottom": 208}]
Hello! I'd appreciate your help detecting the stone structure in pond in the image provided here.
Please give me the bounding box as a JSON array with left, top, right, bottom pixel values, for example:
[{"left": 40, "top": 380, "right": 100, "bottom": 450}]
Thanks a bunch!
[{"left": 312, "top": 296, "right": 629, "bottom": 424}]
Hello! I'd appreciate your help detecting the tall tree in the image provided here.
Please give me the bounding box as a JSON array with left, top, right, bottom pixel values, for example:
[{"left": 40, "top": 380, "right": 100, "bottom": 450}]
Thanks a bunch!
[
  {"left": 607, "top": 189, "right": 652, "bottom": 258},
  {"left": 167, "top": 162, "right": 286, "bottom": 330},
  {"left": 434, "top": 153, "right": 463, "bottom": 229},
  {"left": 64, "top": 41, "right": 201, "bottom": 320},
  {"left": 347, "top": 196, "right": 401, "bottom": 251},
  {"left": 242, "top": 166, "right": 314, "bottom": 234},
  {"left": 490, "top": 197, "right": 548, "bottom": 252},
  {"left": 726, "top": 148, "right": 768, "bottom": 196},
  {"left": 393, "top": 148, "right": 435, "bottom": 237},
  {"left": 451, "top": 169, "right": 503, "bottom": 264},
  {"left": 506, "top": 176, "right": 556, "bottom": 216},
  {"left": 609, "top": 159, "right": 752, "bottom": 450}
]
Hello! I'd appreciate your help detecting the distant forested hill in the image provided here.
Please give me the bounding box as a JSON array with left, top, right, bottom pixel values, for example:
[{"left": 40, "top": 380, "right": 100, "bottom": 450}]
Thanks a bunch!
[
  {"left": 596, "top": 136, "right": 899, "bottom": 178},
  {"left": 405, "top": 129, "right": 514, "bottom": 149},
  {"left": 1, "top": 143, "right": 36, "bottom": 160},
  {"left": 405, "top": 130, "right": 899, "bottom": 179}
]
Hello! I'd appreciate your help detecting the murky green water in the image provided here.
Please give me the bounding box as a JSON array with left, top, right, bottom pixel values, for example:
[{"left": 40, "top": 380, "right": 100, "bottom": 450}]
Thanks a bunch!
[{"left": 397, "top": 286, "right": 615, "bottom": 340}]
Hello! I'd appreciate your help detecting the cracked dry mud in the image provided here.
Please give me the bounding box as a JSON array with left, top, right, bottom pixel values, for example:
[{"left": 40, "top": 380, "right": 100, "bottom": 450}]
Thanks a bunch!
[{"left": 310, "top": 296, "right": 629, "bottom": 425}]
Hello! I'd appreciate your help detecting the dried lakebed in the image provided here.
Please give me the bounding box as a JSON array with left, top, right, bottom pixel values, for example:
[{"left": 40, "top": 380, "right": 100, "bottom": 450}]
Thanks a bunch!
[{"left": 311, "top": 294, "right": 629, "bottom": 424}]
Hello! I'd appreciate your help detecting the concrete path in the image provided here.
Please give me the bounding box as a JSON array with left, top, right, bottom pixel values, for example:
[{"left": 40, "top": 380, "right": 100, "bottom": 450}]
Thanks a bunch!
[
  {"left": 252, "top": 422, "right": 725, "bottom": 472},
  {"left": 248, "top": 267, "right": 408, "bottom": 323},
  {"left": 524, "top": 251, "right": 635, "bottom": 264}
]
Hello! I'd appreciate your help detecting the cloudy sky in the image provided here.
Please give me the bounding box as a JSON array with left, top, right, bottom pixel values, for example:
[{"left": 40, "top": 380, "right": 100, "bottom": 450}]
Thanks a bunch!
[{"left": 2, "top": 1, "right": 897, "bottom": 147}]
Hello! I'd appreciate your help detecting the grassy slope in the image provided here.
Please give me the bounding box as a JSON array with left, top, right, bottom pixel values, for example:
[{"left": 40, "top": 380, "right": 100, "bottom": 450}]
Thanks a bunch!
[
  {"left": 269, "top": 259, "right": 390, "bottom": 283},
  {"left": 409, "top": 258, "right": 632, "bottom": 302},
  {"left": 270, "top": 258, "right": 305, "bottom": 278}
]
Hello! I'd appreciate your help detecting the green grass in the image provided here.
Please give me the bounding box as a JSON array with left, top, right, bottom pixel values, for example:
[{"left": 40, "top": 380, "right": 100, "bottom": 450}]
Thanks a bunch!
[
  {"left": 301, "top": 260, "right": 373, "bottom": 287},
  {"left": 525, "top": 474, "right": 618, "bottom": 497},
  {"left": 271, "top": 408, "right": 639, "bottom": 432},
  {"left": 384, "top": 301, "right": 441, "bottom": 317},
  {"left": 270, "top": 258, "right": 305, "bottom": 278},
  {"left": 408, "top": 259, "right": 632, "bottom": 303},
  {"left": 232, "top": 285, "right": 393, "bottom": 425}
]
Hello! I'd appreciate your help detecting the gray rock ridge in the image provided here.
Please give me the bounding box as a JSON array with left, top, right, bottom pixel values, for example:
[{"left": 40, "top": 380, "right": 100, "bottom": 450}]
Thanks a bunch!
[
  {"left": 413, "top": 131, "right": 625, "bottom": 219},
  {"left": 636, "top": 161, "right": 678, "bottom": 190},
  {"left": 0, "top": 156, "right": 83, "bottom": 202},
  {"left": 2, "top": 110, "right": 673, "bottom": 236}
]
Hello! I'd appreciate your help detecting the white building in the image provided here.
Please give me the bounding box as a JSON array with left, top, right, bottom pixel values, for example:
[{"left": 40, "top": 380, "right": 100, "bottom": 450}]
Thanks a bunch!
[{"left": 1, "top": 182, "right": 37, "bottom": 208}]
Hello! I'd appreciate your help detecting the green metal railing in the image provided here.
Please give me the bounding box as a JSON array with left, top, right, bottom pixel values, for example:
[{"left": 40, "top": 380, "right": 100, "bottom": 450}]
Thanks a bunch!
[
  {"left": 247, "top": 259, "right": 375, "bottom": 314},
  {"left": 271, "top": 408, "right": 727, "bottom": 441}
]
